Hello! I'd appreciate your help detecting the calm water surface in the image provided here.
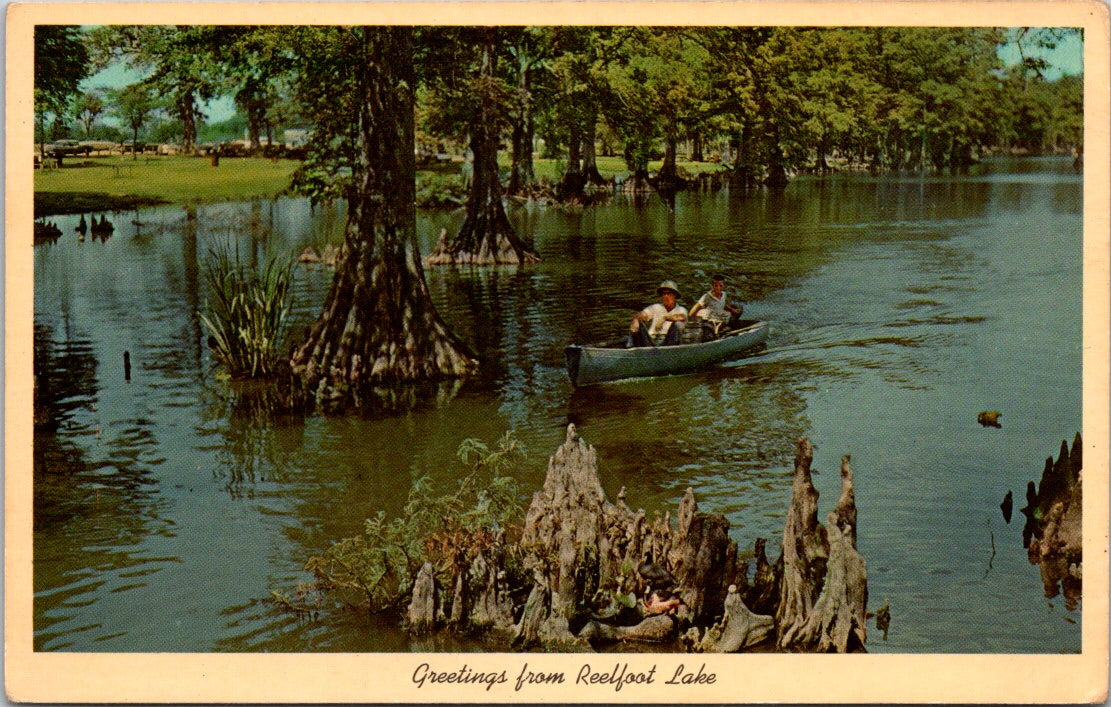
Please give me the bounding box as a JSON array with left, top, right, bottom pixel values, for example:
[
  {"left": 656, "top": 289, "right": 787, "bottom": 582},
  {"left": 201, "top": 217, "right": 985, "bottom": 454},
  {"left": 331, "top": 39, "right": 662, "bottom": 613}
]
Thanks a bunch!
[{"left": 33, "top": 157, "right": 1082, "bottom": 652}]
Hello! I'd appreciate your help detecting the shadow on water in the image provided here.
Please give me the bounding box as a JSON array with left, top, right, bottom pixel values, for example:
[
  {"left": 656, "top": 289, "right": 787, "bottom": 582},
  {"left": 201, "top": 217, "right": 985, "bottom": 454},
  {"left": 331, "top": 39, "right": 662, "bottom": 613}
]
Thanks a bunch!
[
  {"left": 198, "top": 375, "right": 474, "bottom": 500},
  {"left": 33, "top": 321, "right": 177, "bottom": 651}
]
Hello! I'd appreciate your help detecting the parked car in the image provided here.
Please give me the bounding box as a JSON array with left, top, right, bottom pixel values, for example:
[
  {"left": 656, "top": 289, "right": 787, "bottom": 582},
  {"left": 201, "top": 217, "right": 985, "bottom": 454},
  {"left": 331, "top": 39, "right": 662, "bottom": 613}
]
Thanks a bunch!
[
  {"left": 80, "top": 140, "right": 117, "bottom": 154},
  {"left": 46, "top": 139, "right": 91, "bottom": 157},
  {"left": 220, "top": 140, "right": 251, "bottom": 157}
]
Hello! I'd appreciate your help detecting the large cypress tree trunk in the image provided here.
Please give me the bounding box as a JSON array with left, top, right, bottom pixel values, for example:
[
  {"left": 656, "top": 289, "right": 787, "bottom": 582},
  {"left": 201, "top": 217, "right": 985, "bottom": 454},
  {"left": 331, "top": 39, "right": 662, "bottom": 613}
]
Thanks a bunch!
[
  {"left": 765, "top": 130, "right": 789, "bottom": 189},
  {"left": 427, "top": 31, "right": 539, "bottom": 265},
  {"left": 507, "top": 57, "right": 535, "bottom": 197},
  {"left": 581, "top": 111, "right": 607, "bottom": 187},
  {"left": 291, "top": 27, "right": 477, "bottom": 406},
  {"left": 656, "top": 136, "right": 681, "bottom": 189},
  {"left": 179, "top": 90, "right": 197, "bottom": 154},
  {"left": 236, "top": 82, "right": 266, "bottom": 152},
  {"left": 557, "top": 119, "right": 586, "bottom": 201}
]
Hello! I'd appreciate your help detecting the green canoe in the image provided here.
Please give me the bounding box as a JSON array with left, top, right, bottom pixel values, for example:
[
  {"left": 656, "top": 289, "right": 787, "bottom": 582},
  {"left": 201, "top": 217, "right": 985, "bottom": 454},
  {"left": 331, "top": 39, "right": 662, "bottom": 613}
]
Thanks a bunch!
[{"left": 564, "top": 320, "right": 770, "bottom": 387}]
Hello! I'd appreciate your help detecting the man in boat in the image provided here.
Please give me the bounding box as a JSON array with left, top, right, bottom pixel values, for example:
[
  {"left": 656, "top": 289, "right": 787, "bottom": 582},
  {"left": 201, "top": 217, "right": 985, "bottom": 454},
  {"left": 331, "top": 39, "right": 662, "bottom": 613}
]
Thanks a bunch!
[
  {"left": 688, "top": 273, "right": 743, "bottom": 342},
  {"left": 628, "top": 280, "right": 688, "bottom": 347}
]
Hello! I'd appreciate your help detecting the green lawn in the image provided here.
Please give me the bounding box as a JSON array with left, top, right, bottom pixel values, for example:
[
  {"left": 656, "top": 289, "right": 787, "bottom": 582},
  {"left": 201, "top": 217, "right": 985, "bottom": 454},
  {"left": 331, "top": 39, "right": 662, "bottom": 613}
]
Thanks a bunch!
[{"left": 34, "top": 155, "right": 300, "bottom": 216}]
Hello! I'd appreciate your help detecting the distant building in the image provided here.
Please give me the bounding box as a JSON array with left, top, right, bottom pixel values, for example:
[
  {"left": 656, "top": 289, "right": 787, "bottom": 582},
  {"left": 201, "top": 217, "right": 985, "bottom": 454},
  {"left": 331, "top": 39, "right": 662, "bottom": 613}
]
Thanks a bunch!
[
  {"left": 283, "top": 128, "right": 311, "bottom": 148},
  {"left": 241, "top": 130, "right": 272, "bottom": 147}
]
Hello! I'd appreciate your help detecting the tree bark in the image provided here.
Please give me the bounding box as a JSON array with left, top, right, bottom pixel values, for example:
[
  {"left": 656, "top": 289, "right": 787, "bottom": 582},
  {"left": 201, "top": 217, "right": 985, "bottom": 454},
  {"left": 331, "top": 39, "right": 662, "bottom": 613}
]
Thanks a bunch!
[
  {"left": 691, "top": 130, "right": 704, "bottom": 162},
  {"left": 730, "top": 130, "right": 759, "bottom": 190},
  {"left": 507, "top": 57, "right": 535, "bottom": 197},
  {"left": 775, "top": 438, "right": 828, "bottom": 648},
  {"left": 179, "top": 90, "right": 197, "bottom": 154},
  {"left": 657, "top": 137, "right": 680, "bottom": 188},
  {"left": 581, "top": 113, "right": 607, "bottom": 187},
  {"left": 579, "top": 614, "right": 676, "bottom": 643},
  {"left": 790, "top": 455, "right": 868, "bottom": 652},
  {"left": 1025, "top": 434, "right": 1082, "bottom": 609},
  {"left": 697, "top": 585, "right": 774, "bottom": 652},
  {"left": 745, "top": 536, "right": 781, "bottom": 616},
  {"left": 405, "top": 562, "right": 437, "bottom": 633},
  {"left": 673, "top": 489, "right": 735, "bottom": 624},
  {"left": 427, "top": 31, "right": 540, "bottom": 265},
  {"left": 557, "top": 120, "right": 586, "bottom": 201},
  {"left": 290, "top": 27, "right": 477, "bottom": 408}
]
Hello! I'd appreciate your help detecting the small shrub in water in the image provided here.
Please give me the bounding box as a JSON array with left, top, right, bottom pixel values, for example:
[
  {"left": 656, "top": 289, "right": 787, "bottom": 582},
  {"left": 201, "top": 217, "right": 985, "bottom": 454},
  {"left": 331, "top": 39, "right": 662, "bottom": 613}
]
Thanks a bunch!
[
  {"left": 200, "top": 244, "right": 292, "bottom": 379},
  {"left": 299, "top": 431, "right": 527, "bottom": 613}
]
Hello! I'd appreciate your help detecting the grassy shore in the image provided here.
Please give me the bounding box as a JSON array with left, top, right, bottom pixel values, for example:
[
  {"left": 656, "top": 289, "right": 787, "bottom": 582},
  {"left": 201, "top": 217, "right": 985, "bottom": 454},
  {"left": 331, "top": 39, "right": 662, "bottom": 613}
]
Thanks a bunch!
[
  {"left": 34, "top": 155, "right": 301, "bottom": 217},
  {"left": 529, "top": 155, "right": 725, "bottom": 182},
  {"left": 34, "top": 153, "right": 728, "bottom": 217}
]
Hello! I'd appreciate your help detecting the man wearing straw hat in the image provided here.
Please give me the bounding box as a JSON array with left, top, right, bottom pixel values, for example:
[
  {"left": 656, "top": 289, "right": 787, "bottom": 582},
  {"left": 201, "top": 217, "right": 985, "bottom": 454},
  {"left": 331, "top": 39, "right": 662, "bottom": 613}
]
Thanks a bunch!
[{"left": 628, "top": 280, "right": 688, "bottom": 347}]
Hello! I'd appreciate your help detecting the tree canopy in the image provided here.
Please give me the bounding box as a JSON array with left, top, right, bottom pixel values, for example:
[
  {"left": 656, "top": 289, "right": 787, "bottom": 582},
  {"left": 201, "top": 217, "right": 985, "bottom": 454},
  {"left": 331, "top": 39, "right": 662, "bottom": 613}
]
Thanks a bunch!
[
  {"left": 34, "top": 26, "right": 90, "bottom": 113},
  {"left": 58, "top": 24, "right": 1083, "bottom": 178}
]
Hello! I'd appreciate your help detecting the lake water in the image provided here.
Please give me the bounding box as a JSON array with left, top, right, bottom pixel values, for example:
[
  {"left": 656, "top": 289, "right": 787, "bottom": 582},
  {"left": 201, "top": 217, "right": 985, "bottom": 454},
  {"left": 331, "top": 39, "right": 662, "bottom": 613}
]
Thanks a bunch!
[{"left": 33, "top": 157, "right": 1082, "bottom": 653}]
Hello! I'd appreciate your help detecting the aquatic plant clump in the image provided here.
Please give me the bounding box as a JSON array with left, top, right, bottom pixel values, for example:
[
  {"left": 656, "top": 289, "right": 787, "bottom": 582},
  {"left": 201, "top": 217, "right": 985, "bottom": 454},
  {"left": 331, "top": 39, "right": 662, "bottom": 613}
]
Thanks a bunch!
[
  {"left": 200, "top": 244, "right": 293, "bottom": 379},
  {"left": 288, "top": 432, "right": 528, "bottom": 614}
]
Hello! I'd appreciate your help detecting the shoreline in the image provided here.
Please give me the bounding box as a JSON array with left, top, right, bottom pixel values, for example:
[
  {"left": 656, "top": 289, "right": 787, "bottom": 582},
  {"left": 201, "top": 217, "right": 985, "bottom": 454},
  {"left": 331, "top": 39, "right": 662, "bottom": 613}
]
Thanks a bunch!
[{"left": 33, "top": 152, "right": 1078, "bottom": 219}]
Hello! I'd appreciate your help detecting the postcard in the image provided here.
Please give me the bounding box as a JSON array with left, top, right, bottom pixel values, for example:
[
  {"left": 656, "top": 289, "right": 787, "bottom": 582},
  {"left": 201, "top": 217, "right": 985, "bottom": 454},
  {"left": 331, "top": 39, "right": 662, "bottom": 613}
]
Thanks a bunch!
[{"left": 7, "top": 1, "right": 1109, "bottom": 702}]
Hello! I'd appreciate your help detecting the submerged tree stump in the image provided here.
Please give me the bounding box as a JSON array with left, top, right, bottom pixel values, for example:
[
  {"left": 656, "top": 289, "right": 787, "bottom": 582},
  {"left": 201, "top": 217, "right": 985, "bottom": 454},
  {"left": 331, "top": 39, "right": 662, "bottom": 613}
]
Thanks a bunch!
[
  {"left": 402, "top": 426, "right": 869, "bottom": 653},
  {"left": 1024, "top": 433, "right": 1082, "bottom": 609},
  {"left": 672, "top": 490, "right": 735, "bottom": 625},
  {"left": 622, "top": 171, "right": 655, "bottom": 194},
  {"left": 696, "top": 585, "right": 775, "bottom": 653},
  {"left": 775, "top": 438, "right": 829, "bottom": 648},
  {"left": 406, "top": 562, "right": 437, "bottom": 634},
  {"left": 793, "top": 511, "right": 868, "bottom": 652},
  {"left": 745, "top": 537, "right": 781, "bottom": 616},
  {"left": 777, "top": 446, "right": 868, "bottom": 652}
]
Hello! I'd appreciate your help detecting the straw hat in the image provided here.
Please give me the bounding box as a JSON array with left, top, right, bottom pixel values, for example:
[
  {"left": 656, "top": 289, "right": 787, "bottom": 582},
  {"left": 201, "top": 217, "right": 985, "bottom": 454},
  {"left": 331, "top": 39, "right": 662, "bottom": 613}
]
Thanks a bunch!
[{"left": 656, "top": 280, "right": 681, "bottom": 296}]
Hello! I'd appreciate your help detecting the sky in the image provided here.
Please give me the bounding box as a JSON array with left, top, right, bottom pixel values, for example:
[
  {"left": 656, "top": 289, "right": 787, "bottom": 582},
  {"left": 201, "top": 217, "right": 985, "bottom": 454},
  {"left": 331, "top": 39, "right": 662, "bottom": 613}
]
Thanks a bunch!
[
  {"left": 83, "top": 62, "right": 237, "bottom": 124},
  {"left": 996, "top": 29, "right": 1085, "bottom": 79},
  {"left": 80, "top": 27, "right": 1085, "bottom": 128}
]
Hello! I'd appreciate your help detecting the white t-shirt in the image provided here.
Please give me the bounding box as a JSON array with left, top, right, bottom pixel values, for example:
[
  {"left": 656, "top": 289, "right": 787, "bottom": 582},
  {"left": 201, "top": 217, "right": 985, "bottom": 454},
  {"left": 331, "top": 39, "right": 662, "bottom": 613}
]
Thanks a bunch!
[
  {"left": 694, "top": 290, "right": 731, "bottom": 322},
  {"left": 640, "top": 302, "right": 688, "bottom": 339}
]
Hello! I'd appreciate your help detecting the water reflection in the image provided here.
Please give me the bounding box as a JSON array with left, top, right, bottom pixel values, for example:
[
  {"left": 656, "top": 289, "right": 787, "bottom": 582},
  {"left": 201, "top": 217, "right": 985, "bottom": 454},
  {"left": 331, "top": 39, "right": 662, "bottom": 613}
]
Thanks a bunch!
[
  {"left": 33, "top": 321, "right": 177, "bottom": 651},
  {"left": 32, "top": 157, "right": 1083, "bottom": 653}
]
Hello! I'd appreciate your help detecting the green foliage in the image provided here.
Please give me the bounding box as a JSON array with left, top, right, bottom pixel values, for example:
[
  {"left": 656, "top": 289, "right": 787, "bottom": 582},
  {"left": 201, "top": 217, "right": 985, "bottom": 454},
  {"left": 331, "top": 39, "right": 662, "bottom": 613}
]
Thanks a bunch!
[
  {"left": 34, "top": 26, "right": 90, "bottom": 114},
  {"left": 88, "top": 26, "right": 227, "bottom": 148},
  {"left": 75, "top": 91, "right": 106, "bottom": 138},
  {"left": 108, "top": 83, "right": 157, "bottom": 144},
  {"left": 302, "top": 431, "right": 527, "bottom": 613},
  {"left": 60, "top": 25, "right": 1087, "bottom": 197},
  {"left": 415, "top": 173, "right": 466, "bottom": 207},
  {"left": 199, "top": 114, "right": 249, "bottom": 143},
  {"left": 998, "top": 70, "right": 1083, "bottom": 153},
  {"left": 149, "top": 118, "right": 185, "bottom": 144},
  {"left": 199, "top": 244, "right": 293, "bottom": 379},
  {"left": 282, "top": 26, "right": 364, "bottom": 203}
]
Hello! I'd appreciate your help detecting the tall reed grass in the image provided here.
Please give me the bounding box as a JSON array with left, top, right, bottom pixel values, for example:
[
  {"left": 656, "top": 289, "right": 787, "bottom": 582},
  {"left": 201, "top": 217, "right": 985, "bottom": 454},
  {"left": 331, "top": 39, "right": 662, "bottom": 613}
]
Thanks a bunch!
[{"left": 200, "top": 244, "right": 292, "bottom": 379}]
